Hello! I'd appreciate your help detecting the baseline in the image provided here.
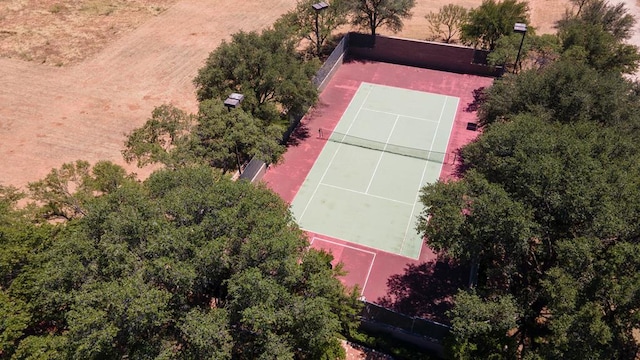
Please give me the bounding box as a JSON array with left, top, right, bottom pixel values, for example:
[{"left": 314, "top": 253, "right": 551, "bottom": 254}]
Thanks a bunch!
[{"left": 311, "top": 236, "right": 377, "bottom": 295}]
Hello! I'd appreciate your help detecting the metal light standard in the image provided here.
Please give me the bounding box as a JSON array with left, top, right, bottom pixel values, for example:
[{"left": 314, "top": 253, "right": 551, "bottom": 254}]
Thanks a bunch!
[
  {"left": 312, "top": 2, "right": 329, "bottom": 57},
  {"left": 224, "top": 93, "right": 245, "bottom": 174},
  {"left": 513, "top": 22, "right": 527, "bottom": 74}
]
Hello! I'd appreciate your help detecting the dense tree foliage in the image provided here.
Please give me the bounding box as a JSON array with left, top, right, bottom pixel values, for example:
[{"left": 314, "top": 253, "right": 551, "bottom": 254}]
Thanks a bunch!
[
  {"left": 27, "top": 160, "right": 136, "bottom": 221},
  {"left": 558, "top": 22, "right": 639, "bottom": 74},
  {"left": 460, "top": 0, "right": 529, "bottom": 50},
  {"left": 122, "top": 104, "right": 196, "bottom": 170},
  {"left": 1, "top": 164, "right": 361, "bottom": 359},
  {"left": 279, "top": 0, "right": 350, "bottom": 56},
  {"left": 421, "top": 93, "right": 640, "bottom": 358},
  {"left": 484, "top": 0, "right": 639, "bottom": 74},
  {"left": 418, "top": 4, "right": 640, "bottom": 357},
  {"left": 347, "top": 0, "right": 415, "bottom": 38},
  {"left": 193, "top": 28, "right": 319, "bottom": 122},
  {"left": 477, "top": 60, "right": 640, "bottom": 127},
  {"left": 487, "top": 32, "right": 561, "bottom": 72},
  {"left": 123, "top": 101, "right": 286, "bottom": 174}
]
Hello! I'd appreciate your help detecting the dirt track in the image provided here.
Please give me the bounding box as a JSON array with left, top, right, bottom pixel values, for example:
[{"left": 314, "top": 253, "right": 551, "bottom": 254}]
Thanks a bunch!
[{"left": 0, "top": 0, "right": 573, "bottom": 189}]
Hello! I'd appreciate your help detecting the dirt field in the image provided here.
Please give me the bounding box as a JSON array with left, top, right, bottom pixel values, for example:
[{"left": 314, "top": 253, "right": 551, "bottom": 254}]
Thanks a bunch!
[{"left": 0, "top": 0, "right": 584, "bottom": 190}]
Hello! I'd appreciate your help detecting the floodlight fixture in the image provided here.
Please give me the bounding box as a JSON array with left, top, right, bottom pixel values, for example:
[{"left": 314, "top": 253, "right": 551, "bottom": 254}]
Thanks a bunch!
[
  {"left": 312, "top": 2, "right": 329, "bottom": 11},
  {"left": 513, "top": 23, "right": 528, "bottom": 74},
  {"left": 224, "top": 93, "right": 245, "bottom": 110},
  {"left": 312, "top": 2, "right": 330, "bottom": 56},
  {"left": 514, "top": 22, "right": 527, "bottom": 33}
]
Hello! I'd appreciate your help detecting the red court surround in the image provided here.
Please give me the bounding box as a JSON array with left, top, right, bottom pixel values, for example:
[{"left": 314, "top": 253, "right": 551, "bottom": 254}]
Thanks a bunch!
[{"left": 262, "top": 60, "right": 494, "bottom": 303}]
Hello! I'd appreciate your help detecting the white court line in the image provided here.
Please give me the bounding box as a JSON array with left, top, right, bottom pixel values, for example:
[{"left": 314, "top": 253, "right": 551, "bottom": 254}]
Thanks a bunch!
[
  {"left": 297, "top": 85, "right": 374, "bottom": 222},
  {"left": 361, "top": 107, "right": 440, "bottom": 123},
  {"left": 321, "top": 182, "right": 414, "bottom": 206},
  {"left": 311, "top": 236, "right": 376, "bottom": 296},
  {"left": 365, "top": 115, "right": 400, "bottom": 193},
  {"left": 399, "top": 96, "right": 457, "bottom": 255}
]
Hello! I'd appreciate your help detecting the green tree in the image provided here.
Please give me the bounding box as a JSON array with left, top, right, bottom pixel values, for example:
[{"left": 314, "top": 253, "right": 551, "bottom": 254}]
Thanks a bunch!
[
  {"left": 282, "top": 0, "right": 350, "bottom": 56},
  {"left": 193, "top": 28, "right": 319, "bottom": 121},
  {"left": 0, "top": 290, "right": 31, "bottom": 356},
  {"left": 26, "top": 160, "right": 93, "bottom": 220},
  {"left": 488, "top": 32, "right": 561, "bottom": 72},
  {"left": 11, "top": 335, "right": 69, "bottom": 360},
  {"left": 0, "top": 185, "right": 52, "bottom": 290},
  {"left": 418, "top": 170, "right": 537, "bottom": 289},
  {"left": 66, "top": 277, "right": 173, "bottom": 359},
  {"left": 425, "top": 4, "right": 468, "bottom": 43},
  {"left": 347, "top": 0, "right": 416, "bottom": 38},
  {"left": 26, "top": 160, "right": 136, "bottom": 221},
  {"left": 7, "top": 165, "right": 358, "bottom": 359},
  {"left": 558, "top": 0, "right": 636, "bottom": 41},
  {"left": 420, "top": 113, "right": 640, "bottom": 357},
  {"left": 179, "top": 308, "right": 233, "bottom": 360},
  {"left": 124, "top": 101, "right": 285, "bottom": 174},
  {"left": 461, "top": 0, "right": 529, "bottom": 50},
  {"left": 556, "top": 0, "right": 640, "bottom": 73},
  {"left": 445, "top": 291, "right": 519, "bottom": 359},
  {"left": 558, "top": 19, "right": 640, "bottom": 74},
  {"left": 189, "top": 99, "right": 285, "bottom": 174},
  {"left": 122, "top": 104, "right": 195, "bottom": 169},
  {"left": 539, "top": 238, "right": 640, "bottom": 359},
  {"left": 477, "top": 60, "right": 640, "bottom": 127}
]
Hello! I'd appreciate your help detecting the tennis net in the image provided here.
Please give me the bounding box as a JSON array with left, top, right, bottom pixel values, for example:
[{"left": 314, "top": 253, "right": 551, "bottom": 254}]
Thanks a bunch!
[{"left": 326, "top": 130, "right": 446, "bottom": 163}]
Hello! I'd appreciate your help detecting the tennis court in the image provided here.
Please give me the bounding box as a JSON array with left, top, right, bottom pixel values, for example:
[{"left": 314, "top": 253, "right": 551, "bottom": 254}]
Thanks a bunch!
[{"left": 291, "top": 82, "right": 459, "bottom": 259}]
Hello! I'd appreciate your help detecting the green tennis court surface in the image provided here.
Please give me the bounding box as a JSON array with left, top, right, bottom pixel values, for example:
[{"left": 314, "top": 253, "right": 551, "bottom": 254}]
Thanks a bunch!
[{"left": 291, "top": 82, "right": 459, "bottom": 259}]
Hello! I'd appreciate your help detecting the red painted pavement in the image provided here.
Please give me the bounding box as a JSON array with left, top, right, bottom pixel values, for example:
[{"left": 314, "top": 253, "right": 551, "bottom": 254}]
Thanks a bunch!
[{"left": 262, "top": 60, "right": 494, "bottom": 302}]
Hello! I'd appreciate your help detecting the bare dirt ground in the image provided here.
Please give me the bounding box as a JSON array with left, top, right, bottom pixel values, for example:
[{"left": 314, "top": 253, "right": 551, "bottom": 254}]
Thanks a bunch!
[
  {"left": 0, "top": 0, "right": 575, "bottom": 190},
  {"left": 0, "top": 0, "right": 301, "bottom": 188}
]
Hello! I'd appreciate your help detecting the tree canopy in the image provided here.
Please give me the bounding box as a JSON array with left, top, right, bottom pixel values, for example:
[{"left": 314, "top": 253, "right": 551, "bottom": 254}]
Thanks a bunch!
[
  {"left": 193, "top": 28, "right": 319, "bottom": 122},
  {"left": 476, "top": 60, "right": 640, "bottom": 127},
  {"left": 1, "top": 164, "right": 361, "bottom": 359},
  {"left": 347, "top": 0, "right": 416, "bottom": 38},
  {"left": 418, "top": 3, "right": 640, "bottom": 358},
  {"left": 123, "top": 101, "right": 286, "bottom": 174},
  {"left": 279, "top": 0, "right": 350, "bottom": 56},
  {"left": 421, "top": 104, "right": 640, "bottom": 359},
  {"left": 460, "top": 0, "right": 529, "bottom": 50},
  {"left": 556, "top": 1, "right": 640, "bottom": 74},
  {"left": 425, "top": 4, "right": 468, "bottom": 43}
]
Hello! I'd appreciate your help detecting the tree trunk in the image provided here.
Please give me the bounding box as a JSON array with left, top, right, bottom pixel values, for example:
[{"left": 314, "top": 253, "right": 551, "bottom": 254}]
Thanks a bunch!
[
  {"left": 235, "top": 144, "right": 242, "bottom": 175},
  {"left": 468, "top": 258, "right": 479, "bottom": 288}
]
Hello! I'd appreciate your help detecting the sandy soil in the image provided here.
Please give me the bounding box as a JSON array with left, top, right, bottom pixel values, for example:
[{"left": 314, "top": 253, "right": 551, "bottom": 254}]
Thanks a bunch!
[
  {"left": 0, "top": 0, "right": 301, "bottom": 188},
  {"left": 0, "top": 0, "right": 577, "bottom": 190}
]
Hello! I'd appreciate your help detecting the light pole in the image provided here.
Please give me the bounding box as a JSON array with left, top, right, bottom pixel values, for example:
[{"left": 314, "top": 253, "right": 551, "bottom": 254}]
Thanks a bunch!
[
  {"left": 513, "top": 22, "right": 527, "bottom": 74},
  {"left": 312, "top": 2, "right": 329, "bottom": 57},
  {"left": 224, "top": 93, "right": 245, "bottom": 174}
]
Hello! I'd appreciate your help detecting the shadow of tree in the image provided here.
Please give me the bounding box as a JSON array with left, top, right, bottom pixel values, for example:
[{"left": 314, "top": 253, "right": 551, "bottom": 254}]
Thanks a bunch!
[
  {"left": 452, "top": 146, "right": 474, "bottom": 178},
  {"left": 285, "top": 121, "right": 310, "bottom": 147},
  {"left": 377, "top": 259, "right": 468, "bottom": 324},
  {"left": 465, "top": 86, "right": 487, "bottom": 113},
  {"left": 343, "top": 56, "right": 376, "bottom": 65}
]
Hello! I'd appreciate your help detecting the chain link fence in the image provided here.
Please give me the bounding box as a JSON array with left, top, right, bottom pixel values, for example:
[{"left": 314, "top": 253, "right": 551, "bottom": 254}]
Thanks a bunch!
[{"left": 359, "top": 301, "right": 451, "bottom": 357}]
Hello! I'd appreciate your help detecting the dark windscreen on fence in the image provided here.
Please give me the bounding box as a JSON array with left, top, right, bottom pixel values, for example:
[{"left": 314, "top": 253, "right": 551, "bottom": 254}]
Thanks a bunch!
[{"left": 360, "top": 301, "right": 451, "bottom": 343}]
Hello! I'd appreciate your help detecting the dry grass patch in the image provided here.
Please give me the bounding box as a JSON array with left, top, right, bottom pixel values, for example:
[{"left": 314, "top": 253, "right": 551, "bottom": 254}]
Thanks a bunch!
[{"left": 0, "top": 0, "right": 177, "bottom": 65}]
